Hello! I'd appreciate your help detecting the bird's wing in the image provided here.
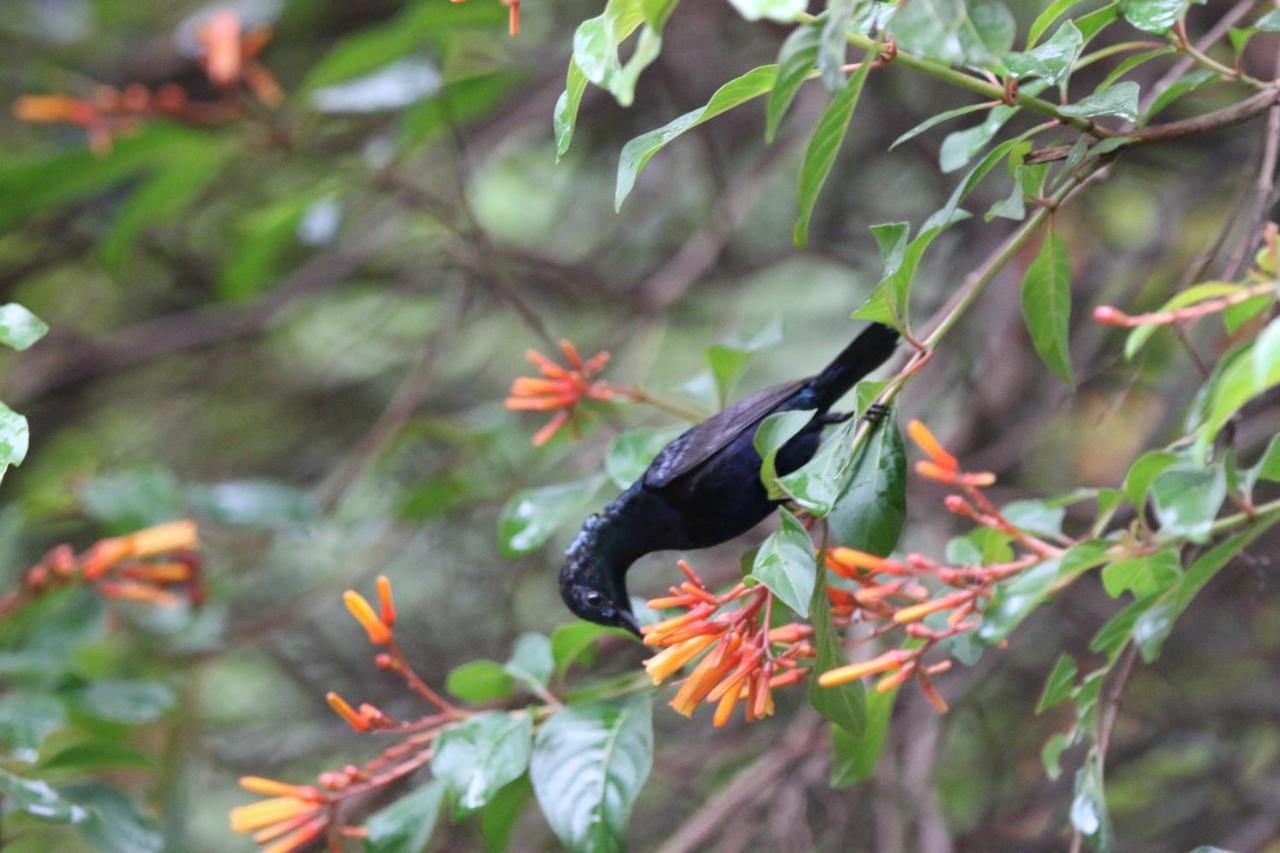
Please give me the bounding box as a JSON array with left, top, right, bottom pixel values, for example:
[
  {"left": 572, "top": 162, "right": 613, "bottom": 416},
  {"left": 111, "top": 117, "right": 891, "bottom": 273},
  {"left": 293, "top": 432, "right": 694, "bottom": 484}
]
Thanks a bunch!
[{"left": 643, "top": 379, "right": 809, "bottom": 489}]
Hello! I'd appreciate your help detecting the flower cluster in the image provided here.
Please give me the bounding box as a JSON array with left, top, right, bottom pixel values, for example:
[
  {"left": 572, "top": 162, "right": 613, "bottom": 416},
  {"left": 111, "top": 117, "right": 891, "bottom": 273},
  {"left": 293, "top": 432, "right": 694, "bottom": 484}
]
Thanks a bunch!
[
  {"left": 12, "top": 10, "right": 280, "bottom": 153},
  {"left": 816, "top": 420, "right": 1058, "bottom": 712},
  {"left": 641, "top": 561, "right": 814, "bottom": 727},
  {"left": 231, "top": 576, "right": 463, "bottom": 853},
  {"left": 505, "top": 338, "right": 637, "bottom": 446},
  {"left": 0, "top": 520, "right": 203, "bottom": 617}
]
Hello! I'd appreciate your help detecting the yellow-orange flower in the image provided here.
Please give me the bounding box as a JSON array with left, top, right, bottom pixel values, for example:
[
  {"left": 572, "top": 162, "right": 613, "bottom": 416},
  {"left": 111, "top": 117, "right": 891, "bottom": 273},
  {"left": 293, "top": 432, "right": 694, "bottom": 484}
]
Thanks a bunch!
[
  {"left": 326, "top": 691, "right": 368, "bottom": 732},
  {"left": 906, "top": 419, "right": 958, "bottom": 471},
  {"left": 343, "top": 590, "right": 392, "bottom": 645},
  {"left": 506, "top": 339, "right": 629, "bottom": 446},
  {"left": 641, "top": 560, "right": 813, "bottom": 727}
]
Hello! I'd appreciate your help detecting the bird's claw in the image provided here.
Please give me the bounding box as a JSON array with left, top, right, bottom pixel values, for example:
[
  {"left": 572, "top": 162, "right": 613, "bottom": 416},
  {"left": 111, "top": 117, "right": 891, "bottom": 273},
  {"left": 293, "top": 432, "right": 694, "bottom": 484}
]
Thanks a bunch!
[{"left": 863, "top": 403, "right": 891, "bottom": 425}]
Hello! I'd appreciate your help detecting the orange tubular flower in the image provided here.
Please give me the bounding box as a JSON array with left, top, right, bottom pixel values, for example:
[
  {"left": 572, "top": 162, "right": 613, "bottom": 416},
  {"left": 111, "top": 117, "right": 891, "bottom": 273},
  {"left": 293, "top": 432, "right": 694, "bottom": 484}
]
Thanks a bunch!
[
  {"left": 376, "top": 575, "right": 396, "bottom": 627},
  {"left": 326, "top": 691, "right": 369, "bottom": 732},
  {"left": 343, "top": 590, "right": 392, "bottom": 645},
  {"left": 641, "top": 561, "right": 813, "bottom": 726},
  {"left": 818, "top": 649, "right": 913, "bottom": 687},
  {"left": 506, "top": 339, "right": 631, "bottom": 446},
  {"left": 906, "top": 419, "right": 958, "bottom": 471}
]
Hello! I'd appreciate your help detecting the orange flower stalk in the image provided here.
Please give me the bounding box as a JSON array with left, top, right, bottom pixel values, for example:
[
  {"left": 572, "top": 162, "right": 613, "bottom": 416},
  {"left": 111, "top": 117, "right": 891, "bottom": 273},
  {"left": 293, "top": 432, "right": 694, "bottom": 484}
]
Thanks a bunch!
[
  {"left": 642, "top": 560, "right": 813, "bottom": 727},
  {"left": 1094, "top": 279, "right": 1278, "bottom": 328},
  {"left": 0, "top": 520, "right": 203, "bottom": 617},
  {"left": 506, "top": 339, "right": 637, "bottom": 446},
  {"left": 452, "top": 0, "right": 522, "bottom": 35}
]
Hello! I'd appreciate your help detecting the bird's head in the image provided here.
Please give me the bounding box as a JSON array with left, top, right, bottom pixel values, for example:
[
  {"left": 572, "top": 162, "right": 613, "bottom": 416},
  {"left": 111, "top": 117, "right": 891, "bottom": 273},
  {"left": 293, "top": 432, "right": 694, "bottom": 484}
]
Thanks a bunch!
[{"left": 560, "top": 514, "right": 642, "bottom": 636}]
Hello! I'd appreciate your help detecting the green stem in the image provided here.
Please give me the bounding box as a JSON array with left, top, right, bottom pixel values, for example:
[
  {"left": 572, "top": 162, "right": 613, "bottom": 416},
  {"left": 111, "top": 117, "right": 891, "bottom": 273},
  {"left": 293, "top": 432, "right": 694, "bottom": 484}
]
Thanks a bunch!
[
  {"left": 1207, "top": 496, "right": 1280, "bottom": 535},
  {"left": 629, "top": 387, "right": 713, "bottom": 422},
  {"left": 1076, "top": 40, "right": 1168, "bottom": 71},
  {"left": 795, "top": 13, "right": 1098, "bottom": 133},
  {"left": 1179, "top": 34, "right": 1267, "bottom": 89}
]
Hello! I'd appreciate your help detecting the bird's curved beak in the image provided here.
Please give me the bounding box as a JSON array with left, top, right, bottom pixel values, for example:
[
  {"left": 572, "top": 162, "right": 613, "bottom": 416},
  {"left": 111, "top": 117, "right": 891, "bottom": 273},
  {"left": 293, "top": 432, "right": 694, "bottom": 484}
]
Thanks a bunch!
[{"left": 619, "top": 609, "right": 643, "bottom": 637}]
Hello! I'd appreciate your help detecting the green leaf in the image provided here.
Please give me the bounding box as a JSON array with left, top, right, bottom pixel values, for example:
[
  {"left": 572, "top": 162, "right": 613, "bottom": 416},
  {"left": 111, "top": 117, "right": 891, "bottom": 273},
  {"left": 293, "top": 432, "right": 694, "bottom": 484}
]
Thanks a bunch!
[
  {"left": 855, "top": 211, "right": 969, "bottom": 328},
  {"left": 939, "top": 104, "right": 1018, "bottom": 174},
  {"left": 0, "top": 402, "right": 30, "bottom": 478},
  {"left": 0, "top": 769, "right": 86, "bottom": 824},
  {"left": 1142, "top": 69, "right": 1215, "bottom": 123},
  {"left": 829, "top": 688, "right": 897, "bottom": 787},
  {"left": 616, "top": 65, "right": 777, "bottom": 210},
  {"left": 1254, "top": 312, "right": 1280, "bottom": 387},
  {"left": 809, "top": 560, "right": 866, "bottom": 734},
  {"left": 978, "top": 558, "right": 1061, "bottom": 642},
  {"left": 366, "top": 780, "right": 446, "bottom": 853},
  {"left": 642, "top": 0, "right": 681, "bottom": 30},
  {"left": 0, "top": 692, "right": 66, "bottom": 759},
  {"left": 1021, "top": 228, "right": 1075, "bottom": 386},
  {"left": 778, "top": 418, "right": 859, "bottom": 514},
  {"left": 890, "top": 102, "right": 996, "bottom": 151},
  {"left": 40, "top": 742, "right": 156, "bottom": 772},
  {"left": 1222, "top": 288, "right": 1276, "bottom": 333},
  {"left": 750, "top": 507, "right": 817, "bottom": 616},
  {"left": 1059, "top": 81, "right": 1140, "bottom": 122},
  {"left": 1100, "top": 549, "right": 1181, "bottom": 598},
  {"left": 1003, "top": 499, "right": 1066, "bottom": 538},
  {"left": 497, "top": 476, "right": 606, "bottom": 557},
  {"left": 826, "top": 417, "right": 907, "bottom": 555},
  {"left": 551, "top": 621, "right": 629, "bottom": 677},
  {"left": 727, "top": 0, "right": 807, "bottom": 22},
  {"left": 766, "top": 23, "right": 822, "bottom": 143},
  {"left": 1194, "top": 320, "right": 1280, "bottom": 454},
  {"left": 1242, "top": 432, "right": 1280, "bottom": 498},
  {"left": 434, "top": 712, "right": 534, "bottom": 811},
  {"left": 186, "top": 480, "right": 315, "bottom": 528},
  {"left": 1037, "top": 653, "right": 1078, "bottom": 713},
  {"left": 72, "top": 681, "right": 174, "bottom": 725},
  {"left": 530, "top": 694, "right": 654, "bottom": 853},
  {"left": 1089, "top": 597, "right": 1149, "bottom": 657},
  {"left": 572, "top": 0, "right": 646, "bottom": 95},
  {"left": 446, "top": 661, "right": 515, "bottom": 704},
  {"left": 1124, "top": 282, "right": 1242, "bottom": 359},
  {"left": 0, "top": 304, "right": 49, "bottom": 351},
  {"left": 1123, "top": 449, "right": 1178, "bottom": 506},
  {"left": 794, "top": 57, "right": 874, "bottom": 247},
  {"left": 705, "top": 321, "right": 782, "bottom": 405},
  {"left": 1042, "top": 730, "right": 1073, "bottom": 779},
  {"left": 819, "top": 0, "right": 855, "bottom": 91},
  {"left": 1132, "top": 514, "right": 1279, "bottom": 661},
  {"left": 755, "top": 410, "right": 817, "bottom": 497},
  {"left": 1003, "top": 20, "right": 1083, "bottom": 87},
  {"left": 505, "top": 633, "right": 554, "bottom": 692},
  {"left": 1028, "top": 0, "right": 1082, "bottom": 47},
  {"left": 77, "top": 466, "right": 182, "bottom": 532},
  {"left": 480, "top": 776, "right": 532, "bottom": 853},
  {"left": 1120, "top": 0, "right": 1189, "bottom": 33},
  {"left": 926, "top": 132, "right": 1035, "bottom": 230},
  {"left": 1150, "top": 462, "right": 1226, "bottom": 543},
  {"left": 554, "top": 61, "right": 590, "bottom": 162},
  {"left": 1058, "top": 539, "right": 1112, "bottom": 579},
  {"left": 888, "top": 0, "right": 1006, "bottom": 67},
  {"left": 1071, "top": 755, "right": 1114, "bottom": 851},
  {"left": 604, "top": 428, "right": 683, "bottom": 491},
  {"left": 66, "top": 783, "right": 162, "bottom": 853},
  {"left": 1098, "top": 46, "right": 1176, "bottom": 90}
]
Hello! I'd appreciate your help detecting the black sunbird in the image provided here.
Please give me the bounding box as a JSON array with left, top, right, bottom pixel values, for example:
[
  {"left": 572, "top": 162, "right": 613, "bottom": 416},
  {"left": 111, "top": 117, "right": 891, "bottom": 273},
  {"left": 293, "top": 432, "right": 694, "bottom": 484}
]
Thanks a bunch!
[{"left": 560, "top": 322, "right": 900, "bottom": 634}]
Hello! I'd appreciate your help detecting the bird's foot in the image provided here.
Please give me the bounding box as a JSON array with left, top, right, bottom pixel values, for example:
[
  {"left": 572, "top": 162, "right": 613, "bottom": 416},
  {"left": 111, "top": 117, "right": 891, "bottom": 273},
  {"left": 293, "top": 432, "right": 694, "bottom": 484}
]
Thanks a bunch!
[{"left": 863, "top": 403, "right": 891, "bottom": 425}]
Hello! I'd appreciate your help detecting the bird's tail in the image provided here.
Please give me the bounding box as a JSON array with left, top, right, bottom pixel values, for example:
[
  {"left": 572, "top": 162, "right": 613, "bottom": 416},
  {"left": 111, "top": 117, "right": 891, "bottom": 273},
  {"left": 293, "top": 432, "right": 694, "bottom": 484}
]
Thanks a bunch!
[{"left": 809, "top": 322, "right": 900, "bottom": 410}]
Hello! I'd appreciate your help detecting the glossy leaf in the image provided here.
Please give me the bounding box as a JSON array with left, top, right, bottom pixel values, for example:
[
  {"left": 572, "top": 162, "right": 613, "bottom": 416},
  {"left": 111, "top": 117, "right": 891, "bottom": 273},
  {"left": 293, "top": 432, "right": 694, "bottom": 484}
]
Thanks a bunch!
[
  {"left": 890, "top": 101, "right": 995, "bottom": 151},
  {"left": 1021, "top": 228, "right": 1075, "bottom": 386},
  {"left": 433, "top": 712, "right": 533, "bottom": 811},
  {"left": 67, "top": 783, "right": 162, "bottom": 853},
  {"left": 72, "top": 680, "right": 175, "bottom": 725},
  {"left": 1143, "top": 69, "right": 1215, "bottom": 123},
  {"left": 1071, "top": 754, "right": 1113, "bottom": 851},
  {"left": 0, "top": 304, "right": 49, "bottom": 351},
  {"left": 888, "top": 0, "right": 1006, "bottom": 67},
  {"left": 727, "top": 0, "right": 806, "bottom": 22},
  {"left": 809, "top": 560, "right": 866, "bottom": 735},
  {"left": 1037, "top": 653, "right": 1078, "bottom": 713},
  {"left": 480, "top": 776, "right": 532, "bottom": 853},
  {"left": 766, "top": 22, "right": 822, "bottom": 143},
  {"left": 447, "top": 660, "right": 515, "bottom": 703},
  {"left": 530, "top": 694, "right": 654, "bottom": 853},
  {"left": 0, "top": 402, "right": 30, "bottom": 477},
  {"left": 826, "top": 417, "right": 907, "bottom": 556},
  {"left": 616, "top": 65, "right": 777, "bottom": 209},
  {"left": 1058, "top": 81, "right": 1140, "bottom": 122},
  {"left": 1150, "top": 462, "right": 1226, "bottom": 543},
  {"left": 829, "top": 688, "right": 897, "bottom": 787},
  {"left": 1042, "top": 730, "right": 1073, "bottom": 779},
  {"left": 978, "top": 558, "right": 1061, "bottom": 643},
  {"left": 1121, "top": 0, "right": 1189, "bottom": 33},
  {"left": 40, "top": 742, "right": 156, "bottom": 772},
  {"left": 0, "top": 769, "right": 86, "bottom": 824},
  {"left": 755, "top": 409, "right": 817, "bottom": 497},
  {"left": 554, "top": 61, "right": 590, "bottom": 161},
  {"left": 1003, "top": 499, "right": 1066, "bottom": 538},
  {"left": 366, "top": 780, "right": 445, "bottom": 853},
  {"left": 1003, "top": 20, "right": 1083, "bottom": 86},
  {"left": 750, "top": 507, "right": 817, "bottom": 616},
  {"left": 505, "top": 633, "right": 554, "bottom": 691},
  {"left": 1242, "top": 432, "right": 1280, "bottom": 498},
  {"left": 642, "top": 0, "right": 681, "bottom": 30},
  {"left": 1027, "top": 0, "right": 1082, "bottom": 46},
  {"left": 794, "top": 57, "right": 874, "bottom": 247},
  {"left": 1123, "top": 449, "right": 1178, "bottom": 506},
  {"left": 551, "top": 621, "right": 629, "bottom": 676},
  {"left": 1100, "top": 549, "right": 1181, "bottom": 598},
  {"left": 497, "top": 476, "right": 606, "bottom": 557},
  {"left": 1194, "top": 320, "right": 1280, "bottom": 454},
  {"left": 819, "top": 0, "right": 854, "bottom": 91}
]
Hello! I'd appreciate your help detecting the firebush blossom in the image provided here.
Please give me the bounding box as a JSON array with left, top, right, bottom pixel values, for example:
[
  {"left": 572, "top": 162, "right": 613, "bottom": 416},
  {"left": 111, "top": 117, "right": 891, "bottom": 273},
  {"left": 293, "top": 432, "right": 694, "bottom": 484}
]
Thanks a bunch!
[
  {"left": 641, "top": 560, "right": 814, "bottom": 726},
  {"left": 12, "top": 10, "right": 279, "bottom": 153},
  {"left": 0, "top": 519, "right": 203, "bottom": 616},
  {"left": 505, "top": 338, "right": 637, "bottom": 446},
  {"left": 231, "top": 575, "right": 465, "bottom": 852}
]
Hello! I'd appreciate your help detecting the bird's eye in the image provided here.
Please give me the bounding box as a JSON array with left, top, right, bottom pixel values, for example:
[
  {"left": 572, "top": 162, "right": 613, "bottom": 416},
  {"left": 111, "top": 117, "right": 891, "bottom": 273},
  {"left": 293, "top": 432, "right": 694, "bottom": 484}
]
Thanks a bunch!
[{"left": 584, "top": 591, "right": 605, "bottom": 607}]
